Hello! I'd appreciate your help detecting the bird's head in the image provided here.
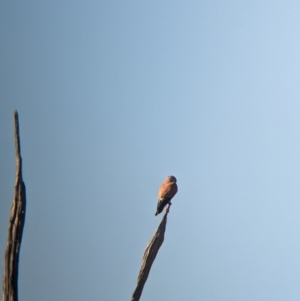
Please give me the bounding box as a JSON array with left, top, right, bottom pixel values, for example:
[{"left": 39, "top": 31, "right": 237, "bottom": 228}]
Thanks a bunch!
[{"left": 166, "top": 175, "right": 177, "bottom": 183}]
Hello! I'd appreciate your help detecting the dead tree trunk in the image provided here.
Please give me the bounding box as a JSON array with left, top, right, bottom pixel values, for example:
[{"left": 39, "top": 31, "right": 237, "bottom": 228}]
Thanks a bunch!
[
  {"left": 131, "top": 204, "right": 171, "bottom": 301},
  {"left": 2, "top": 111, "right": 26, "bottom": 301}
]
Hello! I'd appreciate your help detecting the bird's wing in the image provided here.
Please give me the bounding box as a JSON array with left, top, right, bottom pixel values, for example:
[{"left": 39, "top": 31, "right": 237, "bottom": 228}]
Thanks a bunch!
[{"left": 158, "top": 182, "right": 178, "bottom": 199}]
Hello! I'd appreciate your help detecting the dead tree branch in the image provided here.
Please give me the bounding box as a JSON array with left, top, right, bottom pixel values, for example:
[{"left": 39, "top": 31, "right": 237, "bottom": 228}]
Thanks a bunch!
[
  {"left": 2, "top": 111, "right": 26, "bottom": 301},
  {"left": 131, "top": 204, "right": 171, "bottom": 301}
]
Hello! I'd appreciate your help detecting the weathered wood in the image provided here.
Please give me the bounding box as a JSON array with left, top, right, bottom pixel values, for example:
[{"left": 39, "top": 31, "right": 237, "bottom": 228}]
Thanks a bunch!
[
  {"left": 2, "top": 111, "right": 26, "bottom": 301},
  {"left": 131, "top": 205, "right": 171, "bottom": 301}
]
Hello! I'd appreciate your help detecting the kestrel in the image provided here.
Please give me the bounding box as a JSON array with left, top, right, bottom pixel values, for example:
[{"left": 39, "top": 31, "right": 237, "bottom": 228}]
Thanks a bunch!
[{"left": 155, "top": 175, "right": 178, "bottom": 216}]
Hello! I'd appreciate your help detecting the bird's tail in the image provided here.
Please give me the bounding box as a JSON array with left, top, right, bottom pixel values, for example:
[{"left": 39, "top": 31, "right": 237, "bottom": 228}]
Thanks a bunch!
[{"left": 154, "top": 197, "right": 172, "bottom": 216}]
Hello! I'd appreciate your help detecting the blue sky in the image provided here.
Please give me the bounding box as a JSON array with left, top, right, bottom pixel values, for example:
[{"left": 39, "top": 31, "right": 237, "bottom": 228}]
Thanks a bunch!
[{"left": 1, "top": 1, "right": 300, "bottom": 300}]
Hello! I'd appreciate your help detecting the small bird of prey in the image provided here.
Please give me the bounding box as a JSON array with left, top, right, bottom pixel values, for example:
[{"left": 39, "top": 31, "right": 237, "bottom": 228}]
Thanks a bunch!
[{"left": 155, "top": 175, "right": 178, "bottom": 216}]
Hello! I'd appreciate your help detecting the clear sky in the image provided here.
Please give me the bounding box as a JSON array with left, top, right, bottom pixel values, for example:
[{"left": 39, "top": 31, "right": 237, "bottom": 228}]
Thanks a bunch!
[{"left": 1, "top": 1, "right": 300, "bottom": 300}]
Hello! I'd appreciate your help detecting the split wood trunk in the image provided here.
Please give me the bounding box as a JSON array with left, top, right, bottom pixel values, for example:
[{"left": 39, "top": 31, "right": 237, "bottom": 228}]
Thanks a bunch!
[
  {"left": 2, "top": 111, "right": 26, "bottom": 301},
  {"left": 131, "top": 205, "right": 170, "bottom": 301}
]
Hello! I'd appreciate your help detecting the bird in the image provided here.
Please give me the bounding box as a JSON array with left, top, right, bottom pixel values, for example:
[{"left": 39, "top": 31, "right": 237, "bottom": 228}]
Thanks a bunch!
[{"left": 155, "top": 175, "right": 178, "bottom": 216}]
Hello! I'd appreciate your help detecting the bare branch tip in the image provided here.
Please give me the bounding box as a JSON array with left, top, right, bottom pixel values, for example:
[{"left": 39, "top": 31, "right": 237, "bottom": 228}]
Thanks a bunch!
[{"left": 14, "top": 110, "right": 19, "bottom": 122}]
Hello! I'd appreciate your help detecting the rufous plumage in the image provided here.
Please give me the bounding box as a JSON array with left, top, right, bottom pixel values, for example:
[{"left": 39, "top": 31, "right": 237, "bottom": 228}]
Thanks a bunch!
[{"left": 155, "top": 175, "right": 178, "bottom": 216}]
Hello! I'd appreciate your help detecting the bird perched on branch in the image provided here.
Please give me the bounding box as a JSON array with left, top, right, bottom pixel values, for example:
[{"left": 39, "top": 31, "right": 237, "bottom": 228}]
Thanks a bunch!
[{"left": 155, "top": 175, "right": 178, "bottom": 216}]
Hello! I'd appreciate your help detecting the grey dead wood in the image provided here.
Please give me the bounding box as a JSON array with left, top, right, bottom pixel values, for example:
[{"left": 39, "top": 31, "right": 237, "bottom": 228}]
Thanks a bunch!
[
  {"left": 131, "top": 204, "right": 171, "bottom": 301},
  {"left": 2, "top": 111, "right": 26, "bottom": 301}
]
